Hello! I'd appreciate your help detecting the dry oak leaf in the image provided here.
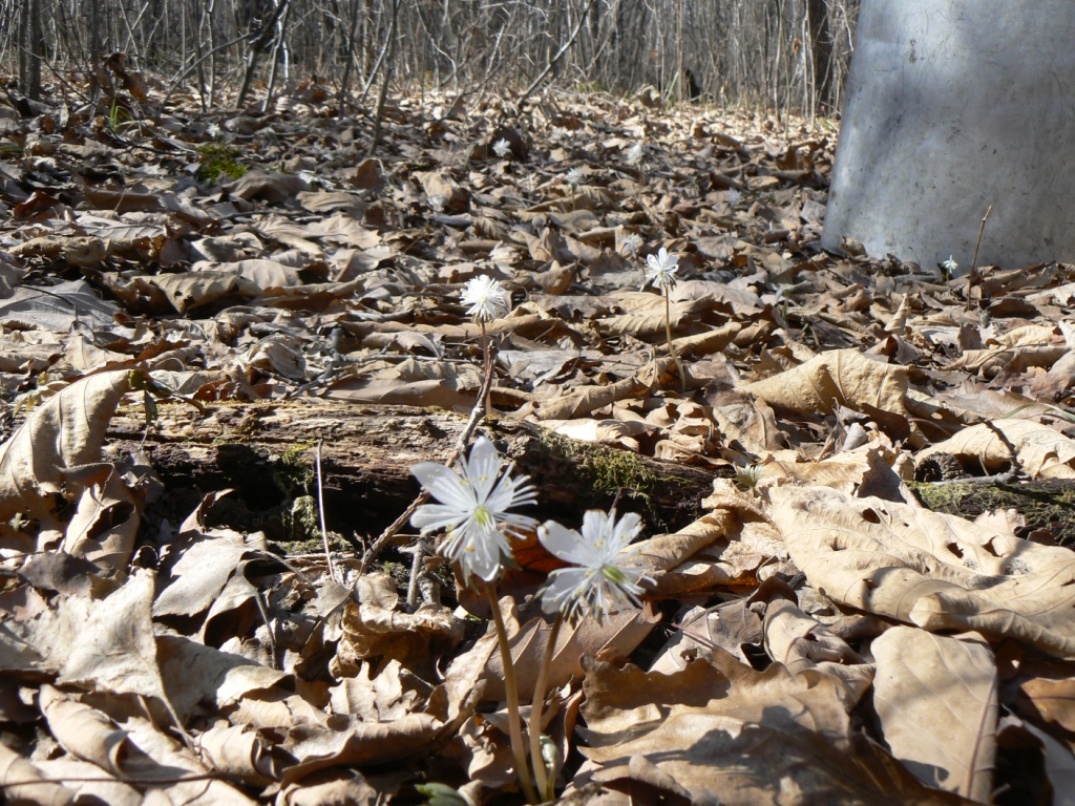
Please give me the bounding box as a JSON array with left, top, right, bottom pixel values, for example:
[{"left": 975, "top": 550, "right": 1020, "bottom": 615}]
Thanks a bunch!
[
  {"left": 0, "top": 369, "right": 131, "bottom": 525},
  {"left": 332, "top": 573, "right": 464, "bottom": 679},
  {"left": 0, "top": 735, "right": 78, "bottom": 806},
  {"left": 481, "top": 598, "right": 659, "bottom": 703},
  {"left": 871, "top": 627, "right": 997, "bottom": 802},
  {"left": 522, "top": 358, "right": 673, "bottom": 421},
  {"left": 738, "top": 348, "right": 912, "bottom": 420},
  {"left": 573, "top": 650, "right": 962, "bottom": 805},
  {"left": 60, "top": 464, "right": 140, "bottom": 577},
  {"left": 38, "top": 691, "right": 255, "bottom": 803},
  {"left": 634, "top": 479, "right": 787, "bottom": 596},
  {"left": 39, "top": 686, "right": 155, "bottom": 779},
  {"left": 9, "top": 234, "right": 108, "bottom": 266},
  {"left": 227, "top": 170, "right": 311, "bottom": 203},
  {"left": 916, "top": 418, "right": 1075, "bottom": 479},
  {"left": 763, "top": 599, "right": 872, "bottom": 711},
  {"left": 1019, "top": 674, "right": 1075, "bottom": 736},
  {"left": 144, "top": 271, "right": 261, "bottom": 314},
  {"left": 767, "top": 486, "right": 1075, "bottom": 658}
]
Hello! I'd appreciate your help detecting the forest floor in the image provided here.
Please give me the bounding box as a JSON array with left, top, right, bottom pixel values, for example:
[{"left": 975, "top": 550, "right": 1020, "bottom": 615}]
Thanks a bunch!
[{"left": 1, "top": 73, "right": 1074, "bottom": 805}]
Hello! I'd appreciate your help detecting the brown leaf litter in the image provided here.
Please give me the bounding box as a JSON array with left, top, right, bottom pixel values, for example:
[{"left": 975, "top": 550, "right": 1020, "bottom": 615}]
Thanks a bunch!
[{"left": 0, "top": 73, "right": 1074, "bottom": 804}]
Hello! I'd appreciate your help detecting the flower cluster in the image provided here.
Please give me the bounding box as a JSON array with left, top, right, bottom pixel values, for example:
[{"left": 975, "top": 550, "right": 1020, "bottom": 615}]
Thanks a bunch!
[
  {"left": 410, "top": 436, "right": 652, "bottom": 804},
  {"left": 411, "top": 440, "right": 650, "bottom": 619}
]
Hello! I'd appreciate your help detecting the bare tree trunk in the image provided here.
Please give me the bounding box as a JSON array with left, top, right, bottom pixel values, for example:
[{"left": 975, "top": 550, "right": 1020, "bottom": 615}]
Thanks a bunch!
[
  {"left": 806, "top": 0, "right": 834, "bottom": 111},
  {"left": 18, "top": 0, "right": 44, "bottom": 100},
  {"left": 335, "top": 0, "right": 362, "bottom": 109},
  {"left": 262, "top": 0, "right": 292, "bottom": 112},
  {"left": 236, "top": 0, "right": 291, "bottom": 108},
  {"left": 368, "top": 0, "right": 401, "bottom": 154}
]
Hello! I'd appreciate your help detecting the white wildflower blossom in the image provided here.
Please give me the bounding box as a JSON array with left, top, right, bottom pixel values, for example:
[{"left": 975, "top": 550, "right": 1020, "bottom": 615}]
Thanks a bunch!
[
  {"left": 725, "top": 188, "right": 741, "bottom": 207},
  {"left": 564, "top": 167, "right": 584, "bottom": 188},
  {"left": 620, "top": 232, "right": 643, "bottom": 258},
  {"left": 941, "top": 255, "right": 959, "bottom": 275},
  {"left": 493, "top": 138, "right": 512, "bottom": 159},
  {"left": 538, "top": 509, "right": 652, "bottom": 622},
  {"left": 644, "top": 247, "right": 679, "bottom": 291},
  {"left": 625, "top": 143, "right": 644, "bottom": 166},
  {"left": 411, "top": 437, "right": 538, "bottom": 582},
  {"left": 461, "top": 275, "right": 511, "bottom": 322}
]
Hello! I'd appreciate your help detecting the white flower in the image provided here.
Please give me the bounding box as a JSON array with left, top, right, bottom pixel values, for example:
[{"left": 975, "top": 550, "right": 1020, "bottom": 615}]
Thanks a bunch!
[
  {"left": 411, "top": 436, "right": 538, "bottom": 582},
  {"left": 538, "top": 509, "right": 651, "bottom": 622},
  {"left": 644, "top": 247, "right": 679, "bottom": 291},
  {"left": 492, "top": 138, "right": 512, "bottom": 158},
  {"left": 564, "top": 167, "right": 584, "bottom": 188},
  {"left": 725, "top": 188, "right": 741, "bottom": 207},
  {"left": 461, "top": 275, "right": 510, "bottom": 322},
  {"left": 620, "top": 232, "right": 643, "bottom": 258},
  {"left": 625, "top": 143, "right": 644, "bottom": 166},
  {"left": 429, "top": 194, "right": 447, "bottom": 212},
  {"left": 941, "top": 255, "right": 959, "bottom": 275}
]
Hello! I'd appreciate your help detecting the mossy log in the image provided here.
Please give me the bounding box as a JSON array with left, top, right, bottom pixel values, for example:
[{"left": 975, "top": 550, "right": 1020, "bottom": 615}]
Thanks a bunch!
[
  {"left": 911, "top": 478, "right": 1075, "bottom": 548},
  {"left": 104, "top": 400, "right": 722, "bottom": 548}
]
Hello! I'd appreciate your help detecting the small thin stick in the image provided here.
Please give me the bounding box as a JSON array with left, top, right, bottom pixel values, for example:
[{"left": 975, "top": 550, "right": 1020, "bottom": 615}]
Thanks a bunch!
[
  {"left": 316, "top": 441, "right": 340, "bottom": 583},
  {"left": 970, "top": 204, "right": 993, "bottom": 274},
  {"left": 966, "top": 204, "right": 992, "bottom": 311},
  {"left": 1, "top": 773, "right": 223, "bottom": 789}
]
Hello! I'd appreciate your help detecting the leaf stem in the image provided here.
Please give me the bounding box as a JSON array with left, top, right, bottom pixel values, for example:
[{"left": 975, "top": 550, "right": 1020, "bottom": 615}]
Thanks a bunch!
[
  {"left": 485, "top": 585, "right": 539, "bottom": 804},
  {"left": 530, "top": 614, "right": 562, "bottom": 801}
]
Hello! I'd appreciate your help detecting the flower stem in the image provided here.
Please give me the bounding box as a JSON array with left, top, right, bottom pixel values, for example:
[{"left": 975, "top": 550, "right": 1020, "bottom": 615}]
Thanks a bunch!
[
  {"left": 530, "top": 614, "right": 562, "bottom": 801},
  {"left": 486, "top": 585, "right": 539, "bottom": 804},
  {"left": 664, "top": 289, "right": 687, "bottom": 391},
  {"left": 480, "top": 320, "right": 493, "bottom": 417}
]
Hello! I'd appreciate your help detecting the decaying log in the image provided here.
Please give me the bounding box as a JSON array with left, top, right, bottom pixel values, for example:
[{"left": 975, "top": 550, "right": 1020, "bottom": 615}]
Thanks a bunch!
[{"left": 104, "top": 400, "right": 723, "bottom": 547}]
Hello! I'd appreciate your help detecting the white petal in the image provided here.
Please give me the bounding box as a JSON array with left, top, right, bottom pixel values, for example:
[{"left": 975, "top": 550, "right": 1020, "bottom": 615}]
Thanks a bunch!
[
  {"left": 486, "top": 472, "right": 535, "bottom": 517},
  {"left": 411, "top": 462, "right": 476, "bottom": 512},
  {"left": 540, "top": 567, "right": 591, "bottom": 614},
  {"left": 411, "top": 503, "right": 465, "bottom": 534},
  {"left": 465, "top": 437, "right": 502, "bottom": 501},
  {"left": 538, "top": 520, "right": 595, "bottom": 565},
  {"left": 610, "top": 511, "right": 643, "bottom": 550}
]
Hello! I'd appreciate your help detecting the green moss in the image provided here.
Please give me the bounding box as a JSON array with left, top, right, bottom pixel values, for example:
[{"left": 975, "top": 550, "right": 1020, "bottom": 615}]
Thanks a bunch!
[
  {"left": 537, "top": 429, "right": 658, "bottom": 507},
  {"left": 273, "top": 442, "right": 316, "bottom": 497},
  {"left": 909, "top": 479, "right": 1075, "bottom": 547},
  {"left": 197, "top": 143, "right": 249, "bottom": 183},
  {"left": 282, "top": 495, "right": 320, "bottom": 541}
]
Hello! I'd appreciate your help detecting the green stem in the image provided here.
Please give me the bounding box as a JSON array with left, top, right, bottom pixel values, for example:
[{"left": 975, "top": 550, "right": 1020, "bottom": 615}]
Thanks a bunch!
[
  {"left": 530, "top": 614, "right": 562, "bottom": 801},
  {"left": 664, "top": 289, "right": 687, "bottom": 391},
  {"left": 486, "top": 585, "right": 539, "bottom": 804}
]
